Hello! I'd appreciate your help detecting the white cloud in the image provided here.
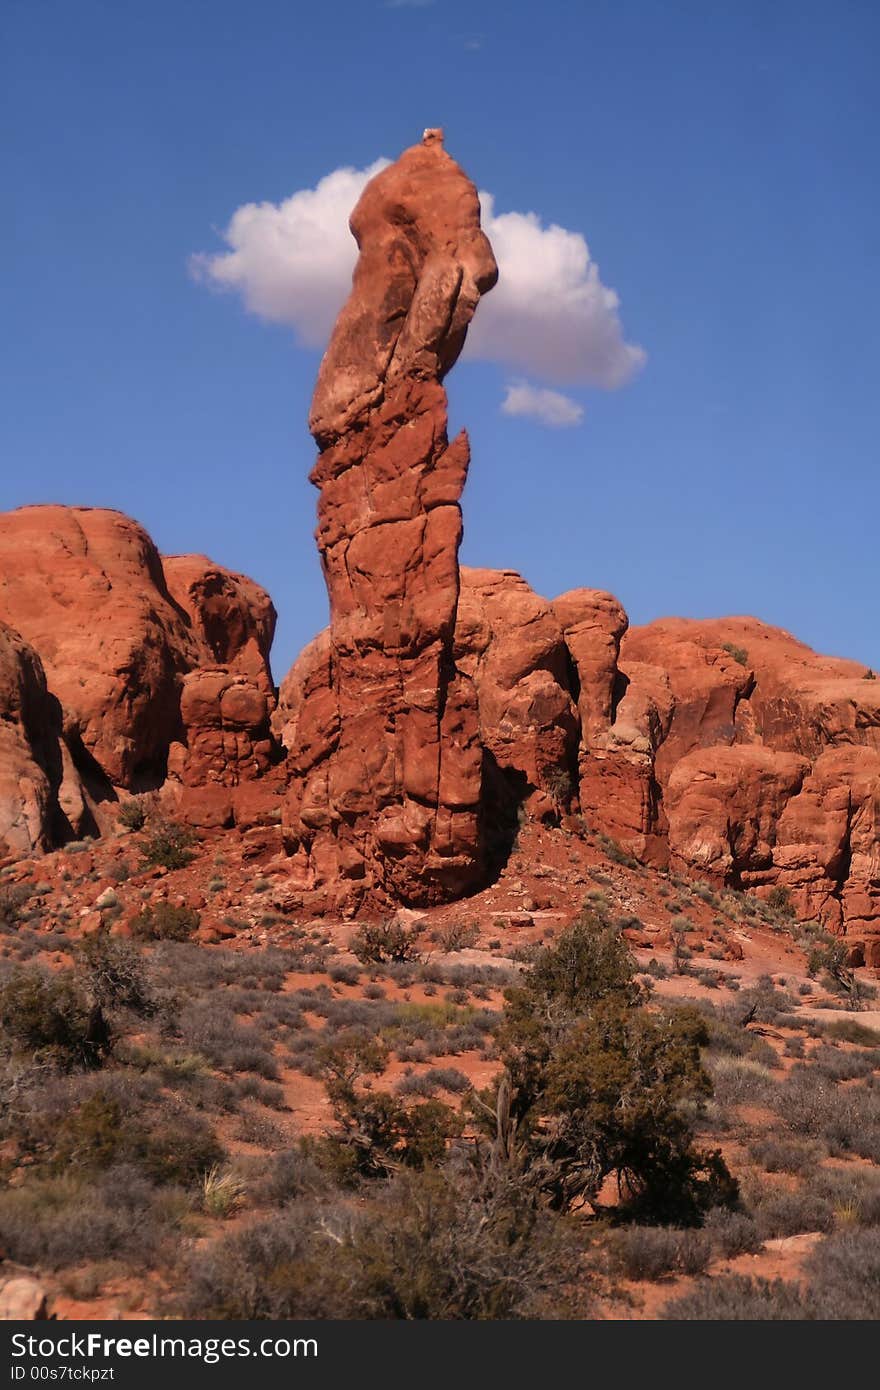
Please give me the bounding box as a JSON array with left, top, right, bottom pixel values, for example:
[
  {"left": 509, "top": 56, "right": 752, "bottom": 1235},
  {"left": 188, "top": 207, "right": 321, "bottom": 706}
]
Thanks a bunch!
[
  {"left": 190, "top": 160, "right": 390, "bottom": 349},
  {"left": 472, "top": 194, "right": 645, "bottom": 389},
  {"left": 501, "top": 382, "right": 584, "bottom": 428},
  {"left": 192, "top": 159, "right": 645, "bottom": 394}
]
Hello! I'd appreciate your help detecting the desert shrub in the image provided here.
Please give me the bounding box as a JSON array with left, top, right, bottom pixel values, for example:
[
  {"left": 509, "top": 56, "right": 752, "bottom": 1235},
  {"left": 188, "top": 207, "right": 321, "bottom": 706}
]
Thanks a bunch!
[
  {"left": 245, "top": 1146, "right": 332, "bottom": 1207},
  {"left": 351, "top": 919, "right": 422, "bottom": 965},
  {"left": 49, "top": 1090, "right": 223, "bottom": 1187},
  {"left": 747, "top": 1186, "right": 835, "bottom": 1239},
  {"left": 117, "top": 799, "right": 147, "bottom": 831},
  {"left": 130, "top": 902, "right": 200, "bottom": 942},
  {"left": 721, "top": 643, "right": 749, "bottom": 667},
  {"left": 611, "top": 1225, "right": 712, "bottom": 1280},
  {"left": 233, "top": 1109, "right": 286, "bottom": 1149},
  {"left": 747, "top": 1136, "right": 822, "bottom": 1174},
  {"left": 0, "top": 1167, "right": 185, "bottom": 1270},
  {"left": 707, "top": 1056, "right": 777, "bottom": 1107},
  {"left": 76, "top": 933, "right": 154, "bottom": 1014},
  {"left": 328, "top": 963, "right": 360, "bottom": 985},
  {"left": 433, "top": 921, "right": 480, "bottom": 953},
  {"left": 395, "top": 1067, "right": 470, "bottom": 1099},
  {"left": 151, "top": 942, "right": 295, "bottom": 993},
  {"left": 775, "top": 1068, "right": 880, "bottom": 1161},
  {"left": 0, "top": 884, "right": 31, "bottom": 931},
  {"left": 175, "top": 1000, "right": 280, "bottom": 1079},
  {"left": 644, "top": 957, "right": 669, "bottom": 981},
  {"left": 316, "top": 1035, "right": 461, "bottom": 1180},
  {"left": 477, "top": 910, "right": 736, "bottom": 1224},
  {"left": 0, "top": 966, "right": 108, "bottom": 1069},
  {"left": 181, "top": 1168, "right": 585, "bottom": 1320},
  {"left": 822, "top": 1017, "right": 880, "bottom": 1047},
  {"left": 139, "top": 819, "right": 196, "bottom": 871},
  {"left": 662, "top": 1274, "right": 809, "bottom": 1320},
  {"left": 809, "top": 1169, "right": 880, "bottom": 1229},
  {"left": 595, "top": 833, "right": 638, "bottom": 868},
  {"left": 811, "top": 1044, "right": 880, "bottom": 1082},
  {"left": 322, "top": 1168, "right": 585, "bottom": 1320},
  {"left": 766, "top": 885, "right": 794, "bottom": 917},
  {"left": 179, "top": 1203, "right": 327, "bottom": 1318},
  {"left": 702, "top": 1207, "right": 762, "bottom": 1257},
  {"left": 805, "top": 1228, "right": 880, "bottom": 1319}
]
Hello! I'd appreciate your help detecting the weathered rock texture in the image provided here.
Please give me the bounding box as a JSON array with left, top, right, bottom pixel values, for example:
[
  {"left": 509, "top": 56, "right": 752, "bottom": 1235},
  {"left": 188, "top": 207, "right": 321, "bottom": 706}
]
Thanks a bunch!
[
  {"left": 0, "top": 506, "right": 278, "bottom": 842},
  {"left": 589, "top": 616, "right": 880, "bottom": 962},
  {"left": 282, "top": 130, "right": 498, "bottom": 906},
  {"left": 0, "top": 622, "right": 65, "bottom": 856}
]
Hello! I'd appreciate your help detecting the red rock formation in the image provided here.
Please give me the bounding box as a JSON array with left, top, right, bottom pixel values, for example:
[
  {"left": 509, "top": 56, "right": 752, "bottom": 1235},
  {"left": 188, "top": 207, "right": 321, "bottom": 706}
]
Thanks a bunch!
[
  {"left": 455, "top": 568, "right": 578, "bottom": 818},
  {"left": 163, "top": 555, "right": 276, "bottom": 693},
  {"left": 0, "top": 507, "right": 200, "bottom": 789},
  {"left": 283, "top": 130, "right": 497, "bottom": 906},
  {"left": 0, "top": 507, "right": 279, "bottom": 840},
  {"left": 0, "top": 623, "right": 64, "bottom": 856},
  {"left": 567, "top": 611, "right": 880, "bottom": 958},
  {"left": 162, "top": 555, "right": 279, "bottom": 825}
]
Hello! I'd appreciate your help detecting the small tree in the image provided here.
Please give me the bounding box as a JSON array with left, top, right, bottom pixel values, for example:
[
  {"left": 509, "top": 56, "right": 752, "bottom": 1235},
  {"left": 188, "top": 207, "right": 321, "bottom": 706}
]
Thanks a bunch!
[{"left": 474, "top": 908, "right": 736, "bottom": 1223}]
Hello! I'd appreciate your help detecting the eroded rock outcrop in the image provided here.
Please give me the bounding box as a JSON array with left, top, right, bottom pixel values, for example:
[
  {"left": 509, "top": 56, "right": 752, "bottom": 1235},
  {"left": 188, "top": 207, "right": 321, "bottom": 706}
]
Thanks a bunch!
[
  {"left": 0, "top": 506, "right": 199, "bottom": 790},
  {"left": 282, "top": 130, "right": 498, "bottom": 906},
  {"left": 566, "top": 611, "right": 880, "bottom": 959},
  {"left": 0, "top": 623, "right": 65, "bottom": 856},
  {"left": 0, "top": 507, "right": 279, "bottom": 842}
]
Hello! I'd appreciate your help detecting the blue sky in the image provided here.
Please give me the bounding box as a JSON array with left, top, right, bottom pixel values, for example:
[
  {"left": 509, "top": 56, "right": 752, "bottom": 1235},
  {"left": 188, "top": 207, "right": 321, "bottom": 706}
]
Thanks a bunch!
[{"left": 2, "top": 0, "right": 878, "bottom": 679}]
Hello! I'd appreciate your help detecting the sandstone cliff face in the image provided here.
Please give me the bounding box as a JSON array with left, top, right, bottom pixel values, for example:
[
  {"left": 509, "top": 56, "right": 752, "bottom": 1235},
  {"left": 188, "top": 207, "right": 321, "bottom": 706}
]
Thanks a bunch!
[
  {"left": 282, "top": 131, "right": 498, "bottom": 906},
  {"left": 0, "top": 506, "right": 279, "bottom": 841},
  {"left": 0, "top": 623, "right": 64, "bottom": 856},
  {"left": 565, "top": 612, "right": 880, "bottom": 961},
  {"left": 0, "top": 507, "right": 199, "bottom": 790}
]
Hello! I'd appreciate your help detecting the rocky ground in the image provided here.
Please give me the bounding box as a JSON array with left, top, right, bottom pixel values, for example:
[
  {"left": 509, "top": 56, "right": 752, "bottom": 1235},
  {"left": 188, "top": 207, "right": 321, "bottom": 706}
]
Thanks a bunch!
[{"left": 1, "top": 808, "right": 878, "bottom": 1320}]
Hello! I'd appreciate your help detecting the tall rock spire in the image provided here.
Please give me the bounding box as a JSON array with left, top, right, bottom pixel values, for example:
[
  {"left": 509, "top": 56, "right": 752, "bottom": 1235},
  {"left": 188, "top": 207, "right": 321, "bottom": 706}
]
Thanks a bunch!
[{"left": 284, "top": 132, "right": 498, "bottom": 906}]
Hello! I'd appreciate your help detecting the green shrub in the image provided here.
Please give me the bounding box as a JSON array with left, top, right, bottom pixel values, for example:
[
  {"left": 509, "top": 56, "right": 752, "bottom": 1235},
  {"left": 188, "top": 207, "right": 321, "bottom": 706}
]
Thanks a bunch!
[
  {"left": 139, "top": 819, "right": 196, "bottom": 871},
  {"left": 51, "top": 1091, "right": 222, "bottom": 1187},
  {"left": 350, "top": 919, "right": 422, "bottom": 965},
  {"left": 130, "top": 902, "right": 200, "bottom": 942},
  {"left": 721, "top": 643, "right": 749, "bottom": 668},
  {"left": 117, "top": 800, "right": 147, "bottom": 832},
  {"left": 477, "top": 910, "right": 737, "bottom": 1223},
  {"left": 0, "top": 966, "right": 109, "bottom": 1069}
]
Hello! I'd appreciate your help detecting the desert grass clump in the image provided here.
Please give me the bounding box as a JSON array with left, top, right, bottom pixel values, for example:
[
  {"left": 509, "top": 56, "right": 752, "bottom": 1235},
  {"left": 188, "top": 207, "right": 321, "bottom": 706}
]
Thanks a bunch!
[{"left": 202, "top": 1165, "right": 247, "bottom": 1218}]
